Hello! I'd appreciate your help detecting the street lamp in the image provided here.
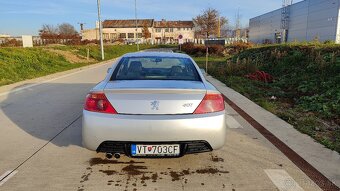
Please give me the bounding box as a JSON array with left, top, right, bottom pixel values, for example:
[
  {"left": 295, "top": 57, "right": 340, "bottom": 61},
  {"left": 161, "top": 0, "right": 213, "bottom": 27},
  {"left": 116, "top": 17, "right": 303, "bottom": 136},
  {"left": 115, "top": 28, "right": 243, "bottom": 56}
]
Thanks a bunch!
[
  {"left": 97, "top": 0, "right": 105, "bottom": 60},
  {"left": 135, "top": 0, "right": 139, "bottom": 51}
]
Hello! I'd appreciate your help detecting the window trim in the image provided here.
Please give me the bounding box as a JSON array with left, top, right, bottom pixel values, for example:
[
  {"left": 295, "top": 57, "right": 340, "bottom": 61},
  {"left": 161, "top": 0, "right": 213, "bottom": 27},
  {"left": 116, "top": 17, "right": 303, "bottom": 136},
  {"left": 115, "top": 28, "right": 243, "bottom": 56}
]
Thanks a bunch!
[{"left": 110, "top": 56, "right": 202, "bottom": 82}]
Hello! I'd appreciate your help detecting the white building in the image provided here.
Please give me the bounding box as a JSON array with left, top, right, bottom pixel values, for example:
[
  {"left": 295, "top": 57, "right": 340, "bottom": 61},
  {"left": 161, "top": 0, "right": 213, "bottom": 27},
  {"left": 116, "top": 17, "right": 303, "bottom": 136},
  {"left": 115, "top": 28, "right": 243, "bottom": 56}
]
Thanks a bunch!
[
  {"left": 249, "top": 0, "right": 340, "bottom": 44},
  {"left": 153, "top": 20, "right": 195, "bottom": 44},
  {"left": 81, "top": 19, "right": 195, "bottom": 44}
]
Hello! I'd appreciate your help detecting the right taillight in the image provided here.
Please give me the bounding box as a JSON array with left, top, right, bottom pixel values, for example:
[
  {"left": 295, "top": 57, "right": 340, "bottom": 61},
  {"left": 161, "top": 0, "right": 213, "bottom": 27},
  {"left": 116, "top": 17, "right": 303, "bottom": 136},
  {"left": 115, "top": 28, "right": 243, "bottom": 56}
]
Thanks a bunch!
[
  {"left": 193, "top": 93, "right": 225, "bottom": 114},
  {"left": 84, "top": 92, "right": 117, "bottom": 114}
]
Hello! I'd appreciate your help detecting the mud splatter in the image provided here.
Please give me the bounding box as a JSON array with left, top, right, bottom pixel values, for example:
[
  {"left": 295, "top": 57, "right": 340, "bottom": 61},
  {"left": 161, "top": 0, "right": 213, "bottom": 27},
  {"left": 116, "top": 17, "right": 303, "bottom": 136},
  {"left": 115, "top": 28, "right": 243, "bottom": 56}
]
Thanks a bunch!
[
  {"left": 211, "top": 156, "right": 224, "bottom": 162},
  {"left": 196, "top": 168, "right": 229, "bottom": 174},
  {"left": 78, "top": 167, "right": 93, "bottom": 190},
  {"left": 89, "top": 158, "right": 144, "bottom": 166},
  {"left": 182, "top": 169, "right": 190, "bottom": 175},
  {"left": 99, "top": 170, "right": 117, "bottom": 175},
  {"left": 80, "top": 169, "right": 92, "bottom": 183},
  {"left": 141, "top": 174, "right": 151, "bottom": 184},
  {"left": 170, "top": 171, "right": 183, "bottom": 181},
  {"left": 141, "top": 174, "right": 151, "bottom": 181},
  {"left": 201, "top": 183, "right": 205, "bottom": 185},
  {"left": 151, "top": 173, "right": 158, "bottom": 182},
  {"left": 122, "top": 164, "right": 148, "bottom": 176},
  {"left": 169, "top": 169, "right": 191, "bottom": 181}
]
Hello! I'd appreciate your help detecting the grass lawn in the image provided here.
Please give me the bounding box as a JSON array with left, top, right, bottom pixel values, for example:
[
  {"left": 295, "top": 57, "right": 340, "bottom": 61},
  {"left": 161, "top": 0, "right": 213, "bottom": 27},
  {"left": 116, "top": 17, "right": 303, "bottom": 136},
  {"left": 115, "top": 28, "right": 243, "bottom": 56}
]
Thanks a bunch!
[
  {"left": 0, "top": 44, "right": 175, "bottom": 86},
  {"left": 50, "top": 44, "right": 176, "bottom": 61}
]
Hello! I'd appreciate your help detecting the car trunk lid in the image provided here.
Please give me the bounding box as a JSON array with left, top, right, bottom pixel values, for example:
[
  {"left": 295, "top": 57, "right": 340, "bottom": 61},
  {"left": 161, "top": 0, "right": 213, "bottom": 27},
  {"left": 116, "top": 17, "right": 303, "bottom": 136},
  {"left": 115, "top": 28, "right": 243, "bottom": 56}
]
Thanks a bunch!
[{"left": 104, "top": 80, "right": 206, "bottom": 115}]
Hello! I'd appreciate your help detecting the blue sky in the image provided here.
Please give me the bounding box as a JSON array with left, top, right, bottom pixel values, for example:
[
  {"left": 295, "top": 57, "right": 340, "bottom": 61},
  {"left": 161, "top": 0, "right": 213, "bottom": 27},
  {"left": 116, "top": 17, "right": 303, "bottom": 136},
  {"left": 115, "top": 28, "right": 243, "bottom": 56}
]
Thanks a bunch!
[{"left": 0, "top": 0, "right": 302, "bottom": 36}]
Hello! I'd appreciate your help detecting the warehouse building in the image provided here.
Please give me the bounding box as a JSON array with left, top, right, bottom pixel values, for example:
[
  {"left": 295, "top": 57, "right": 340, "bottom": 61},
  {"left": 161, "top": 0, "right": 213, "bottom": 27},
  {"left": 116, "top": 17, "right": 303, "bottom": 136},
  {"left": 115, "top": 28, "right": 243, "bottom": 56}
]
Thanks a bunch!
[{"left": 249, "top": 0, "right": 340, "bottom": 44}]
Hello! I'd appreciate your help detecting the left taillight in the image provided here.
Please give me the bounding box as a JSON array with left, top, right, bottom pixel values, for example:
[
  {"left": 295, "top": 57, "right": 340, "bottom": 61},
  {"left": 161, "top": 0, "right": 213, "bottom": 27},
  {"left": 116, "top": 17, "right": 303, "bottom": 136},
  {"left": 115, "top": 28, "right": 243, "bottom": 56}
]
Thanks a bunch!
[{"left": 84, "top": 92, "right": 117, "bottom": 114}]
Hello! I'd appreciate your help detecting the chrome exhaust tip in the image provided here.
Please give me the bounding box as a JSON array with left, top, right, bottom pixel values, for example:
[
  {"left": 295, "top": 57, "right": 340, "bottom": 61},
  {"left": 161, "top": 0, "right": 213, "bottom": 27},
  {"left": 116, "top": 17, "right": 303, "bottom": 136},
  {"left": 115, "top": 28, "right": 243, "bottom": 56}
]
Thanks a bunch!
[
  {"left": 105, "top": 153, "right": 113, "bottom": 159},
  {"left": 114, "top": 153, "right": 121, "bottom": 159}
]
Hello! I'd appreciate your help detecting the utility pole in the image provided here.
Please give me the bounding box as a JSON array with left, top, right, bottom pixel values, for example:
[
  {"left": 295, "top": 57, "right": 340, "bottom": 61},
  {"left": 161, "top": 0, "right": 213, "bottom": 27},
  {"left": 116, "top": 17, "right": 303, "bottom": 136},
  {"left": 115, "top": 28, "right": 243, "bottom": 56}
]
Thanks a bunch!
[
  {"left": 217, "top": 17, "right": 221, "bottom": 38},
  {"left": 205, "top": 33, "right": 208, "bottom": 74},
  {"left": 235, "top": 8, "right": 241, "bottom": 38},
  {"left": 97, "top": 0, "right": 104, "bottom": 60},
  {"left": 135, "top": 0, "right": 139, "bottom": 51}
]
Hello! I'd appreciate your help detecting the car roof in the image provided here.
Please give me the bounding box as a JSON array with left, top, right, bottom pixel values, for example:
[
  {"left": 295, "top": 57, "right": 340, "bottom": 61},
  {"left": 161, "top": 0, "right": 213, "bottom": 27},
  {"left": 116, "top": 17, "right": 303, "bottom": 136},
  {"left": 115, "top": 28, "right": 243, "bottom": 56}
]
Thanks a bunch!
[{"left": 122, "top": 51, "right": 191, "bottom": 58}]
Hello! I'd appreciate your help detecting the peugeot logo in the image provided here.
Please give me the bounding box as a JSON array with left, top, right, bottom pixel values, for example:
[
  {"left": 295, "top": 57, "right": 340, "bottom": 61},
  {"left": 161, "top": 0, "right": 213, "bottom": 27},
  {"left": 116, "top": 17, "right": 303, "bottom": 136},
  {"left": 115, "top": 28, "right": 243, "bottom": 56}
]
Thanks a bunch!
[{"left": 151, "top": 101, "right": 159, "bottom": 110}]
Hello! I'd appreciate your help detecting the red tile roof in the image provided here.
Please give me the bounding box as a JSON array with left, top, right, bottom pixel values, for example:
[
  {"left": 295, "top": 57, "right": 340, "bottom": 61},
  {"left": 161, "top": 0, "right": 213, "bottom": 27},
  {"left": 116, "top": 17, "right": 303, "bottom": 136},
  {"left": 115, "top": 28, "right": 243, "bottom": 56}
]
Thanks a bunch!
[
  {"left": 103, "top": 19, "right": 154, "bottom": 28},
  {"left": 154, "top": 20, "right": 194, "bottom": 28}
]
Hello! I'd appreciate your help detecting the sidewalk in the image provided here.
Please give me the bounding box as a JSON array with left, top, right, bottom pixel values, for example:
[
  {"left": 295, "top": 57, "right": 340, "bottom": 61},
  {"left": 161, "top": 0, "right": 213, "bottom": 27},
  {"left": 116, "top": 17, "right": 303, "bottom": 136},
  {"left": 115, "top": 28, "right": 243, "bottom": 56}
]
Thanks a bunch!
[{"left": 206, "top": 75, "right": 340, "bottom": 188}]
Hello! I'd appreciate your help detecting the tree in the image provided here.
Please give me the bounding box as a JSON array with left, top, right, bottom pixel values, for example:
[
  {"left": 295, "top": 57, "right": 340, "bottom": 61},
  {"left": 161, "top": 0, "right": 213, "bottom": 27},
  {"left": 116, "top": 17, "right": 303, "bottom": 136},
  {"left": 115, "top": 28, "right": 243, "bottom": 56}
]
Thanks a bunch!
[
  {"left": 58, "top": 23, "right": 78, "bottom": 35},
  {"left": 39, "top": 23, "right": 80, "bottom": 44},
  {"left": 193, "top": 8, "right": 228, "bottom": 38},
  {"left": 142, "top": 23, "right": 151, "bottom": 39},
  {"left": 39, "top": 23, "right": 78, "bottom": 36},
  {"left": 39, "top": 24, "right": 58, "bottom": 35}
]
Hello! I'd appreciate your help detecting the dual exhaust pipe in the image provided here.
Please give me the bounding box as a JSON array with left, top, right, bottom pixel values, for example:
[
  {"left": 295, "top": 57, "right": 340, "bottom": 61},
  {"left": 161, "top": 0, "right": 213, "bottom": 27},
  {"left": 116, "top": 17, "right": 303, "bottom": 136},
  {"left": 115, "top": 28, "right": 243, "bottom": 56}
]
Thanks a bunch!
[{"left": 106, "top": 152, "right": 121, "bottom": 159}]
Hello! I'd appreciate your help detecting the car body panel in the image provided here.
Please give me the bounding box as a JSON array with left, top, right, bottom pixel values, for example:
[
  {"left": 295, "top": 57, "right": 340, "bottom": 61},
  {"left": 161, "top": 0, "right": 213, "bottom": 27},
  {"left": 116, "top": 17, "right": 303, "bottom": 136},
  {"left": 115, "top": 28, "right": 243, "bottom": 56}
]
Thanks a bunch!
[
  {"left": 82, "top": 51, "right": 227, "bottom": 156},
  {"left": 104, "top": 80, "right": 206, "bottom": 114},
  {"left": 82, "top": 110, "right": 226, "bottom": 151}
]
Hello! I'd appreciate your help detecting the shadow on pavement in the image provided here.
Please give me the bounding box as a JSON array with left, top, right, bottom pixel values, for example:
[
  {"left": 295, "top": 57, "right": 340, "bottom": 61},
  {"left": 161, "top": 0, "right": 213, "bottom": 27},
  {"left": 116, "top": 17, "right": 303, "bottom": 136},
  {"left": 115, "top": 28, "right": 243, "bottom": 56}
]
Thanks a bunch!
[{"left": 1, "top": 82, "right": 96, "bottom": 148}]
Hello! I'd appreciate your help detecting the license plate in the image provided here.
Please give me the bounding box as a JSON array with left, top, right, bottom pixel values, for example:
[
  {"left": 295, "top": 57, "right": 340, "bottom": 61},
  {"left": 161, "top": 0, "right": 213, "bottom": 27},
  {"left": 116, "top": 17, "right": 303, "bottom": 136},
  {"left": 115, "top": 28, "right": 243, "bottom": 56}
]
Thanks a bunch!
[{"left": 131, "top": 144, "right": 180, "bottom": 156}]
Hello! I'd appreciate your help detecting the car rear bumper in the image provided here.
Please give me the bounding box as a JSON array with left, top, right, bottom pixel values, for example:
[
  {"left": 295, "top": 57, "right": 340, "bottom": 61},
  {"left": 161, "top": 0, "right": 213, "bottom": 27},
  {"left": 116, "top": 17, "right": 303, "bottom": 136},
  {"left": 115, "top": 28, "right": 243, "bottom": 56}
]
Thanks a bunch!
[
  {"left": 95, "top": 141, "right": 213, "bottom": 158},
  {"left": 82, "top": 110, "right": 226, "bottom": 155}
]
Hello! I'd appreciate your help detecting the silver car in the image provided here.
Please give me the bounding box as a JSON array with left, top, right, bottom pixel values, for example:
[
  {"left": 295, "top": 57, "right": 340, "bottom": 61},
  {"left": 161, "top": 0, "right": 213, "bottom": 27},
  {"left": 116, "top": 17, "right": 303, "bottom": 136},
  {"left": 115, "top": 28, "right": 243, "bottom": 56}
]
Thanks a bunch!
[{"left": 82, "top": 52, "right": 226, "bottom": 158}]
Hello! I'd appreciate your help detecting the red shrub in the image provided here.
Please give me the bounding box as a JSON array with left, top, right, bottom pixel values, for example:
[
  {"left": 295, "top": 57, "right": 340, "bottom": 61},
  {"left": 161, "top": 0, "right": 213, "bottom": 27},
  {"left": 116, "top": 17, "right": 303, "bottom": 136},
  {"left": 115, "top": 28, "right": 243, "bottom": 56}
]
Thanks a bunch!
[{"left": 245, "top": 71, "right": 273, "bottom": 83}]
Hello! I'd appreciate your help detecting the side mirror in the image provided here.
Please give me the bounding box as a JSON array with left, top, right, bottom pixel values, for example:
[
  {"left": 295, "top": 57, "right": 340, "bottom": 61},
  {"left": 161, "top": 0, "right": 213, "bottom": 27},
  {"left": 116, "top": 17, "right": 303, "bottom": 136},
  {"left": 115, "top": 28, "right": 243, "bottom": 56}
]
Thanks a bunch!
[{"left": 107, "top": 68, "right": 112, "bottom": 73}]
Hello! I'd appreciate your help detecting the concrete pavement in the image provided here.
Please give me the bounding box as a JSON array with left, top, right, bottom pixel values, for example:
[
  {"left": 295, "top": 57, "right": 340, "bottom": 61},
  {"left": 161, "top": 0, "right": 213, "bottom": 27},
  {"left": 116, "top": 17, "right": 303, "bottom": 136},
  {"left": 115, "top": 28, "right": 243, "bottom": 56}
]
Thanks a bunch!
[{"left": 0, "top": 59, "right": 335, "bottom": 191}]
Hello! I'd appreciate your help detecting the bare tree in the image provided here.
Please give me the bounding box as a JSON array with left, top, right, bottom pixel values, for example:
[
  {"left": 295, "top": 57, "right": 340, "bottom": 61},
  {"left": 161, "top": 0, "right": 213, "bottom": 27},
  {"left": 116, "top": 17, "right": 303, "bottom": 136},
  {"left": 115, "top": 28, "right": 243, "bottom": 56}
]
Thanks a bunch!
[
  {"left": 39, "top": 23, "right": 80, "bottom": 45},
  {"left": 142, "top": 23, "right": 151, "bottom": 39},
  {"left": 58, "top": 23, "right": 78, "bottom": 35},
  {"left": 39, "top": 24, "right": 59, "bottom": 35},
  {"left": 193, "top": 8, "right": 228, "bottom": 38}
]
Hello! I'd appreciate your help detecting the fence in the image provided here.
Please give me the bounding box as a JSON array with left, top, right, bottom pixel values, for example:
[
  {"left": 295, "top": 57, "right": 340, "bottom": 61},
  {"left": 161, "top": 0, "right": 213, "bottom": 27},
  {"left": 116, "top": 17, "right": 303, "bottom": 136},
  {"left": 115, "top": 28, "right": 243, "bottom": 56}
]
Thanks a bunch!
[{"left": 1, "top": 36, "right": 248, "bottom": 47}]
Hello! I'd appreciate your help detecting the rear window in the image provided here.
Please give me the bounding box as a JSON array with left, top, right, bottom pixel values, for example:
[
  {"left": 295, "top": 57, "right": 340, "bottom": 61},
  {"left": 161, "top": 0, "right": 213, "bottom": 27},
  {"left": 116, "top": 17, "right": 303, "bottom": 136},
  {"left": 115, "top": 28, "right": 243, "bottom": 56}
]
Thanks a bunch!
[{"left": 111, "top": 56, "right": 201, "bottom": 81}]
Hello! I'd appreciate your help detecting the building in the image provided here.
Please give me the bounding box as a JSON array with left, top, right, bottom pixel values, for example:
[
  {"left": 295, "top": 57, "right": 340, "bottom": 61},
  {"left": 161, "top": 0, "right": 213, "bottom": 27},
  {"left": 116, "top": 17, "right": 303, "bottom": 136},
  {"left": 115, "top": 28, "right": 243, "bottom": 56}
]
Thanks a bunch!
[
  {"left": 81, "top": 19, "right": 195, "bottom": 44},
  {"left": 249, "top": 0, "right": 340, "bottom": 44},
  {"left": 0, "top": 34, "right": 10, "bottom": 38},
  {"left": 153, "top": 20, "right": 194, "bottom": 43},
  {"left": 103, "top": 19, "right": 154, "bottom": 43}
]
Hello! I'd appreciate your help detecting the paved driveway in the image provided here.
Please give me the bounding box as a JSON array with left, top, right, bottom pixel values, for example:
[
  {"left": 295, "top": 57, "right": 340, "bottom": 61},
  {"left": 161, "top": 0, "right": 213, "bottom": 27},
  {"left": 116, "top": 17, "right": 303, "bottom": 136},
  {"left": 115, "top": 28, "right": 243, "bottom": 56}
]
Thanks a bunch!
[{"left": 0, "top": 61, "right": 326, "bottom": 191}]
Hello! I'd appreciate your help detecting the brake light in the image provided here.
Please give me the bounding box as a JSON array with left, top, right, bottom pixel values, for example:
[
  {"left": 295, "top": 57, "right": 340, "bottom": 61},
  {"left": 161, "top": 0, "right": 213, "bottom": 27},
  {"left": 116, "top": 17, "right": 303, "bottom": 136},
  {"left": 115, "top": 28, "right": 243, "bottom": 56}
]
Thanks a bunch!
[
  {"left": 194, "top": 94, "right": 225, "bottom": 114},
  {"left": 84, "top": 92, "right": 117, "bottom": 114}
]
